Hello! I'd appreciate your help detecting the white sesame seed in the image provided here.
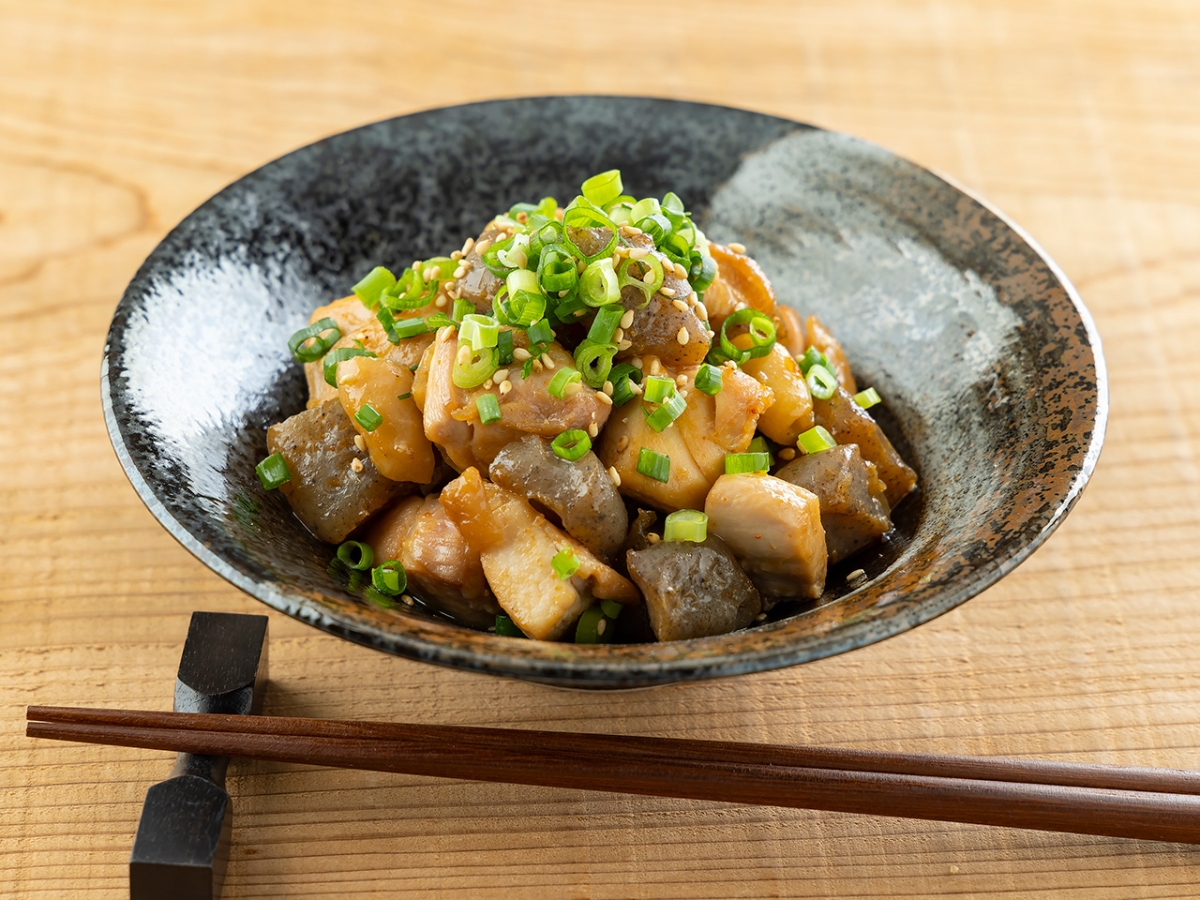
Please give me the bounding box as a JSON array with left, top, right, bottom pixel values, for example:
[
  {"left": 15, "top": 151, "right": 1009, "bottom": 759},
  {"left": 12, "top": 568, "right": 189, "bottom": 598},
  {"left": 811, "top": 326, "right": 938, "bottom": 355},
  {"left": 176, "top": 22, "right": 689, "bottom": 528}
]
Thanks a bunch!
[
  {"left": 474, "top": 239, "right": 491, "bottom": 256},
  {"left": 617, "top": 339, "right": 633, "bottom": 351},
  {"left": 662, "top": 288, "right": 678, "bottom": 299},
  {"left": 531, "top": 357, "right": 544, "bottom": 372},
  {"left": 577, "top": 259, "right": 588, "bottom": 274},
  {"left": 462, "top": 236, "right": 475, "bottom": 255},
  {"left": 642, "top": 269, "right": 656, "bottom": 285},
  {"left": 492, "top": 368, "right": 509, "bottom": 383},
  {"left": 423, "top": 267, "right": 438, "bottom": 281},
  {"left": 435, "top": 296, "right": 448, "bottom": 308},
  {"left": 574, "top": 308, "right": 588, "bottom": 317},
  {"left": 728, "top": 241, "right": 747, "bottom": 254},
  {"left": 437, "top": 326, "right": 455, "bottom": 342},
  {"left": 451, "top": 250, "right": 463, "bottom": 261},
  {"left": 608, "top": 466, "right": 621, "bottom": 487},
  {"left": 778, "top": 447, "right": 796, "bottom": 460},
  {"left": 847, "top": 568, "right": 867, "bottom": 584},
  {"left": 695, "top": 303, "right": 709, "bottom": 321},
  {"left": 483, "top": 378, "right": 493, "bottom": 390},
  {"left": 676, "top": 374, "right": 688, "bottom": 386},
  {"left": 648, "top": 358, "right": 663, "bottom": 375},
  {"left": 620, "top": 309, "right": 635, "bottom": 329},
  {"left": 754, "top": 612, "right": 767, "bottom": 622},
  {"left": 350, "top": 458, "right": 365, "bottom": 473},
  {"left": 614, "top": 245, "right": 630, "bottom": 258},
  {"left": 596, "top": 618, "right": 607, "bottom": 636},
  {"left": 564, "top": 381, "right": 582, "bottom": 397},
  {"left": 587, "top": 422, "right": 599, "bottom": 438},
  {"left": 628, "top": 247, "right": 650, "bottom": 260},
  {"left": 603, "top": 380, "right": 614, "bottom": 396},
  {"left": 596, "top": 391, "right": 612, "bottom": 406},
  {"left": 679, "top": 388, "right": 688, "bottom": 398},
  {"left": 676, "top": 327, "right": 689, "bottom": 346},
  {"left": 456, "top": 345, "right": 470, "bottom": 365},
  {"left": 647, "top": 532, "right": 660, "bottom": 544},
  {"left": 628, "top": 380, "right": 643, "bottom": 395},
  {"left": 620, "top": 224, "right": 643, "bottom": 236},
  {"left": 671, "top": 298, "right": 688, "bottom": 312},
  {"left": 453, "top": 265, "right": 468, "bottom": 279},
  {"left": 401, "top": 593, "right": 415, "bottom": 606},
  {"left": 630, "top": 357, "right": 643, "bottom": 369},
  {"left": 613, "top": 327, "right": 624, "bottom": 343},
  {"left": 513, "top": 347, "right": 532, "bottom": 361},
  {"left": 499, "top": 379, "right": 513, "bottom": 395},
  {"left": 354, "top": 434, "right": 367, "bottom": 452},
  {"left": 616, "top": 435, "right": 629, "bottom": 452},
  {"left": 673, "top": 262, "right": 688, "bottom": 279},
  {"left": 542, "top": 354, "right": 556, "bottom": 370}
]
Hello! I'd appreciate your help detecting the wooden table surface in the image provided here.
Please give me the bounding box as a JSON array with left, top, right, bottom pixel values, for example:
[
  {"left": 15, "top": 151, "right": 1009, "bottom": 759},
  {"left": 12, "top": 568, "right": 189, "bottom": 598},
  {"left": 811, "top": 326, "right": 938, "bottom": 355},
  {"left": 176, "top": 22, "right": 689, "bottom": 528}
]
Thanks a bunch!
[{"left": 2, "top": 1, "right": 1198, "bottom": 897}]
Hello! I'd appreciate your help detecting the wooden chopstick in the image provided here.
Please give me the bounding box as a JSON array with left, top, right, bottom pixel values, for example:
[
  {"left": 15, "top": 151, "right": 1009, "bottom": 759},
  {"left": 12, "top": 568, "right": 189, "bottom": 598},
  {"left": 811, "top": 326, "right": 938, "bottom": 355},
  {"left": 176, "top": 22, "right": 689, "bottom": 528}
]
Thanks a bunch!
[{"left": 26, "top": 705, "right": 1200, "bottom": 845}]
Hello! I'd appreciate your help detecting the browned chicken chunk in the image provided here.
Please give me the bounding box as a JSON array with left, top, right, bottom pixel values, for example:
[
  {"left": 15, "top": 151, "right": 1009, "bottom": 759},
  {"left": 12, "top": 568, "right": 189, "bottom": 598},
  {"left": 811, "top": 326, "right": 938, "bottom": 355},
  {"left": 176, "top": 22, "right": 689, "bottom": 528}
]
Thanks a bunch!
[{"left": 812, "top": 387, "right": 917, "bottom": 507}]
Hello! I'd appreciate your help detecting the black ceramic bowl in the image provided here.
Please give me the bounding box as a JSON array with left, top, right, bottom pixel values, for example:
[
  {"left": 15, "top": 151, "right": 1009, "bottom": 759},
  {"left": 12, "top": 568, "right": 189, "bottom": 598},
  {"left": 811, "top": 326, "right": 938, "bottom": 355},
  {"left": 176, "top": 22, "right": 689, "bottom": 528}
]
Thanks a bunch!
[{"left": 103, "top": 96, "right": 1106, "bottom": 688}]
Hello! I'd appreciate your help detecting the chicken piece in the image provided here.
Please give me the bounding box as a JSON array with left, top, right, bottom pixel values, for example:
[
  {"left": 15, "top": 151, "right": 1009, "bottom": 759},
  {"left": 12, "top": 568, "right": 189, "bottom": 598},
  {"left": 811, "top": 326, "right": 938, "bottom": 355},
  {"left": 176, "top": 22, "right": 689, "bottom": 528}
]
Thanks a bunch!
[
  {"left": 702, "top": 243, "right": 778, "bottom": 332},
  {"left": 704, "top": 473, "right": 827, "bottom": 603},
  {"left": 596, "top": 360, "right": 773, "bottom": 512},
  {"left": 806, "top": 315, "right": 857, "bottom": 394},
  {"left": 812, "top": 387, "right": 917, "bottom": 507},
  {"left": 441, "top": 468, "right": 639, "bottom": 641},
  {"left": 454, "top": 226, "right": 507, "bottom": 314},
  {"left": 303, "top": 296, "right": 392, "bottom": 407},
  {"left": 363, "top": 494, "right": 498, "bottom": 628},
  {"left": 489, "top": 435, "right": 627, "bottom": 562},
  {"left": 421, "top": 326, "right": 610, "bottom": 472},
  {"left": 740, "top": 344, "right": 815, "bottom": 445},
  {"left": 619, "top": 254, "right": 712, "bottom": 367},
  {"left": 775, "top": 444, "right": 893, "bottom": 564},
  {"left": 777, "top": 304, "right": 807, "bottom": 357},
  {"left": 267, "top": 400, "right": 406, "bottom": 543},
  {"left": 626, "top": 536, "right": 761, "bottom": 642},
  {"left": 336, "top": 354, "right": 436, "bottom": 484}
]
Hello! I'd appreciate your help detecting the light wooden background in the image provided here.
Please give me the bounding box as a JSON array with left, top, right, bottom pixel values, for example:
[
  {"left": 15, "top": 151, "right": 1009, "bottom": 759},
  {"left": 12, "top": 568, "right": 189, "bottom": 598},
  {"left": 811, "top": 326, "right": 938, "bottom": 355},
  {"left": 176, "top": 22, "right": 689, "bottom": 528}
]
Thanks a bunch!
[{"left": 2, "top": 0, "right": 1198, "bottom": 897}]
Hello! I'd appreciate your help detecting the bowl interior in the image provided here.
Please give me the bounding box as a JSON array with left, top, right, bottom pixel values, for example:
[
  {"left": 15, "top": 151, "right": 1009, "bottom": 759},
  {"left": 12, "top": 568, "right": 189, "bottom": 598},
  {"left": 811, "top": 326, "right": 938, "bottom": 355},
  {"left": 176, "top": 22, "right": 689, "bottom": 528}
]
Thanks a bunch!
[{"left": 104, "top": 97, "right": 1105, "bottom": 688}]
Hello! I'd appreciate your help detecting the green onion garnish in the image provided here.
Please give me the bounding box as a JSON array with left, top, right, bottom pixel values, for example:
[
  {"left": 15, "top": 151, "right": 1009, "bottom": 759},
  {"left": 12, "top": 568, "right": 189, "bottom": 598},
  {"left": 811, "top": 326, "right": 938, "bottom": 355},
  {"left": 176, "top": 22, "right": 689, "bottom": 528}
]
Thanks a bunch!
[
  {"left": 574, "top": 340, "right": 617, "bottom": 389},
  {"left": 547, "top": 367, "right": 582, "bottom": 399},
  {"left": 609, "top": 363, "right": 644, "bottom": 407},
  {"left": 643, "top": 375, "right": 676, "bottom": 404},
  {"left": 506, "top": 268, "right": 538, "bottom": 297},
  {"left": 854, "top": 386, "right": 882, "bottom": 409},
  {"left": 694, "top": 363, "right": 723, "bottom": 395},
  {"left": 616, "top": 254, "right": 665, "bottom": 307},
  {"left": 635, "top": 213, "right": 672, "bottom": 246},
  {"left": 797, "top": 346, "right": 829, "bottom": 374},
  {"left": 538, "top": 246, "right": 578, "bottom": 296},
  {"left": 562, "top": 198, "right": 618, "bottom": 263},
  {"left": 397, "top": 392, "right": 412, "bottom": 401},
  {"left": 689, "top": 249, "right": 717, "bottom": 293},
  {"left": 797, "top": 425, "right": 837, "bottom": 455},
  {"left": 508, "top": 289, "right": 547, "bottom": 327},
  {"left": 806, "top": 365, "right": 838, "bottom": 400},
  {"left": 712, "top": 308, "right": 776, "bottom": 365},
  {"left": 526, "top": 317, "right": 554, "bottom": 346},
  {"left": 663, "top": 509, "right": 708, "bottom": 543},
  {"left": 354, "top": 403, "right": 383, "bottom": 432},
  {"left": 581, "top": 169, "right": 624, "bottom": 207},
  {"left": 425, "top": 311, "right": 456, "bottom": 330},
  {"left": 637, "top": 447, "right": 671, "bottom": 483},
  {"left": 496, "top": 330, "right": 514, "bottom": 365},
  {"left": 551, "top": 429, "right": 592, "bottom": 461},
  {"left": 459, "top": 313, "right": 500, "bottom": 351},
  {"left": 452, "top": 344, "right": 497, "bottom": 389},
  {"left": 495, "top": 614, "right": 524, "bottom": 638},
  {"left": 336, "top": 540, "right": 374, "bottom": 571},
  {"left": 579, "top": 257, "right": 620, "bottom": 307},
  {"left": 552, "top": 548, "right": 581, "bottom": 580},
  {"left": 630, "top": 196, "right": 661, "bottom": 223},
  {"left": 476, "top": 393, "right": 502, "bottom": 425},
  {"left": 724, "top": 452, "right": 771, "bottom": 474},
  {"left": 255, "top": 452, "right": 291, "bottom": 490},
  {"left": 600, "top": 598, "right": 624, "bottom": 619},
  {"left": 574, "top": 605, "right": 612, "bottom": 644},
  {"left": 644, "top": 390, "right": 686, "bottom": 432},
  {"left": 323, "top": 347, "right": 376, "bottom": 386},
  {"left": 287, "top": 317, "right": 342, "bottom": 363},
  {"left": 394, "top": 316, "right": 430, "bottom": 340},
  {"left": 371, "top": 560, "right": 407, "bottom": 596},
  {"left": 452, "top": 297, "right": 474, "bottom": 323},
  {"left": 587, "top": 304, "right": 624, "bottom": 345},
  {"left": 352, "top": 266, "right": 396, "bottom": 308},
  {"left": 748, "top": 435, "right": 771, "bottom": 454}
]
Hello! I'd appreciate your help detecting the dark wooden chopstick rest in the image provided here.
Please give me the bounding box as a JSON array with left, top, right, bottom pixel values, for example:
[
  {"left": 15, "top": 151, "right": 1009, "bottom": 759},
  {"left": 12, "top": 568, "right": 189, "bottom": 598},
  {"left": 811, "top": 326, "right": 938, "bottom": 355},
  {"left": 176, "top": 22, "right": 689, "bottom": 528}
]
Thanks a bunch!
[{"left": 127, "top": 612, "right": 268, "bottom": 900}]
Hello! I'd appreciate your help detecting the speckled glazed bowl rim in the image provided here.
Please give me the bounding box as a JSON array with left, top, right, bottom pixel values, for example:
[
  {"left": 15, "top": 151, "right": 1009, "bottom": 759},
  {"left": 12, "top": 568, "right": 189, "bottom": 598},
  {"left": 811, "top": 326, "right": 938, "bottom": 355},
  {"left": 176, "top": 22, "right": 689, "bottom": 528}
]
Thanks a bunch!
[{"left": 103, "top": 96, "right": 1107, "bottom": 688}]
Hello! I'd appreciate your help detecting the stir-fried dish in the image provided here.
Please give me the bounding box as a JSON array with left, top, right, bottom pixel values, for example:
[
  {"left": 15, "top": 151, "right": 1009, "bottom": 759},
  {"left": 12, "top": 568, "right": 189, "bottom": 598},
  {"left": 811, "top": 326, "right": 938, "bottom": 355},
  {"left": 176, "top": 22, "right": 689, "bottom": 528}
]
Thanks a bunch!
[{"left": 256, "top": 171, "right": 917, "bottom": 644}]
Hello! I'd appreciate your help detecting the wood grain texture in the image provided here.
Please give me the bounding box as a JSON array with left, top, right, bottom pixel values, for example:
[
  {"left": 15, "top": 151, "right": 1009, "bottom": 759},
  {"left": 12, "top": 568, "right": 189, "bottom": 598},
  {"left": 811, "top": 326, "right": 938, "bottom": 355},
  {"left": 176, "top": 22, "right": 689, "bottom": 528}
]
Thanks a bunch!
[{"left": 1, "top": 0, "right": 1198, "bottom": 897}]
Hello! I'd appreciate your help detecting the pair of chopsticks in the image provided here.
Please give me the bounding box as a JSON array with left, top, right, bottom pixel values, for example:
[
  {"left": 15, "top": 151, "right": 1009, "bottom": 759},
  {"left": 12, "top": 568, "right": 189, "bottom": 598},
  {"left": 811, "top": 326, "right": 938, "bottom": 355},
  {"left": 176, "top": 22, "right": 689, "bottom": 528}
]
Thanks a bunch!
[{"left": 26, "top": 705, "right": 1200, "bottom": 845}]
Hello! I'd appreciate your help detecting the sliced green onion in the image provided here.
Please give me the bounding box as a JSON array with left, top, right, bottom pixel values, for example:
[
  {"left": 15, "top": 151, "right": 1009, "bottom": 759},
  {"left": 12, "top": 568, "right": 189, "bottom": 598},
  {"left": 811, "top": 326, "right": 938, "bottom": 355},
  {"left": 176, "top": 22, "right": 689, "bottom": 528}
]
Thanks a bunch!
[
  {"left": 496, "top": 329, "right": 514, "bottom": 365},
  {"left": 424, "top": 311, "right": 456, "bottom": 331},
  {"left": 574, "top": 605, "right": 614, "bottom": 643},
  {"left": 636, "top": 213, "right": 672, "bottom": 246},
  {"left": 797, "top": 425, "right": 837, "bottom": 455},
  {"left": 394, "top": 316, "right": 431, "bottom": 340},
  {"left": 547, "top": 367, "right": 582, "bottom": 399},
  {"left": 397, "top": 392, "right": 412, "bottom": 401},
  {"left": 609, "top": 363, "right": 644, "bottom": 407},
  {"left": 354, "top": 403, "right": 383, "bottom": 432},
  {"left": 600, "top": 598, "right": 624, "bottom": 619},
  {"left": 661, "top": 191, "right": 686, "bottom": 220},
  {"left": 636, "top": 447, "right": 671, "bottom": 483},
  {"left": 724, "top": 452, "right": 771, "bottom": 474},
  {"left": 694, "top": 363, "right": 723, "bottom": 395},
  {"left": 528, "top": 218, "right": 564, "bottom": 259},
  {"left": 323, "top": 347, "right": 376, "bottom": 386},
  {"left": 352, "top": 266, "right": 396, "bottom": 308},
  {"left": 371, "top": 560, "right": 407, "bottom": 596},
  {"left": 806, "top": 365, "right": 838, "bottom": 400},
  {"left": 629, "top": 197, "right": 661, "bottom": 224},
  {"left": 255, "top": 452, "right": 291, "bottom": 490},
  {"left": 452, "top": 344, "right": 497, "bottom": 389},
  {"left": 452, "top": 297, "right": 474, "bottom": 323},
  {"left": 663, "top": 509, "right": 708, "bottom": 543},
  {"left": 459, "top": 313, "right": 499, "bottom": 351},
  {"left": 562, "top": 198, "right": 618, "bottom": 263},
  {"left": 660, "top": 232, "right": 693, "bottom": 267},
  {"left": 854, "top": 386, "right": 882, "bottom": 409},
  {"left": 587, "top": 304, "right": 624, "bottom": 345},
  {"left": 476, "top": 393, "right": 502, "bottom": 425},
  {"left": 551, "top": 429, "right": 591, "bottom": 461},
  {"left": 798, "top": 347, "right": 830, "bottom": 375},
  {"left": 288, "top": 317, "right": 342, "bottom": 363},
  {"left": 748, "top": 435, "right": 771, "bottom": 454},
  {"left": 496, "top": 233, "right": 531, "bottom": 269},
  {"left": 508, "top": 290, "right": 547, "bottom": 327},
  {"left": 581, "top": 169, "right": 624, "bottom": 207},
  {"left": 481, "top": 234, "right": 520, "bottom": 276},
  {"left": 574, "top": 341, "right": 617, "bottom": 389},
  {"left": 526, "top": 317, "right": 554, "bottom": 346},
  {"left": 381, "top": 266, "right": 433, "bottom": 311},
  {"left": 538, "top": 246, "right": 578, "bottom": 296},
  {"left": 552, "top": 548, "right": 580, "bottom": 580},
  {"left": 495, "top": 614, "right": 524, "bottom": 637},
  {"left": 645, "top": 391, "right": 687, "bottom": 432},
  {"left": 506, "top": 268, "right": 539, "bottom": 297},
  {"left": 337, "top": 540, "right": 374, "bottom": 571},
  {"left": 643, "top": 375, "right": 676, "bottom": 404},
  {"left": 714, "top": 308, "right": 776, "bottom": 365},
  {"left": 689, "top": 249, "right": 717, "bottom": 293},
  {"left": 616, "top": 254, "right": 665, "bottom": 306},
  {"left": 579, "top": 257, "right": 620, "bottom": 307}
]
